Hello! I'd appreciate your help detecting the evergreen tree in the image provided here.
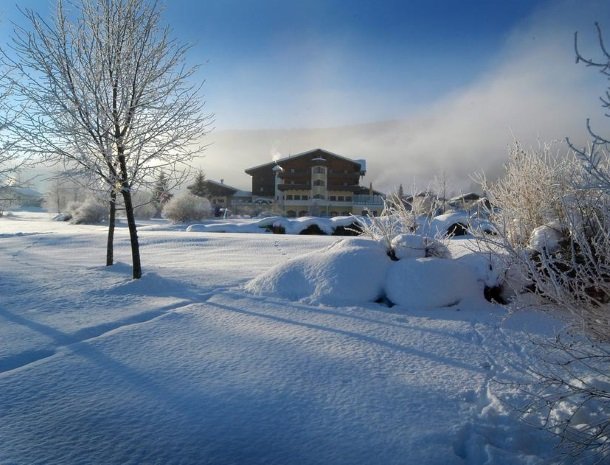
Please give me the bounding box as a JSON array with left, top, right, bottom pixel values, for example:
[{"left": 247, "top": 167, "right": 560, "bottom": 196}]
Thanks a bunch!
[
  {"left": 152, "top": 172, "right": 172, "bottom": 216},
  {"left": 187, "top": 171, "right": 208, "bottom": 198}
]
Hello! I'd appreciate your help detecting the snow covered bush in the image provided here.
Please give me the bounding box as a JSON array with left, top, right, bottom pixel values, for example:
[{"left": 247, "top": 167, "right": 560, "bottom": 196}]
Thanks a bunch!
[
  {"left": 481, "top": 141, "right": 610, "bottom": 463},
  {"left": 245, "top": 238, "right": 390, "bottom": 305},
  {"left": 513, "top": 330, "right": 610, "bottom": 461},
  {"left": 67, "top": 197, "right": 107, "bottom": 224},
  {"left": 131, "top": 191, "right": 158, "bottom": 220},
  {"left": 385, "top": 258, "right": 481, "bottom": 309},
  {"left": 482, "top": 142, "right": 610, "bottom": 341},
  {"left": 245, "top": 236, "right": 485, "bottom": 308},
  {"left": 358, "top": 193, "right": 449, "bottom": 260},
  {"left": 162, "top": 191, "right": 211, "bottom": 223},
  {"left": 479, "top": 142, "right": 577, "bottom": 246}
]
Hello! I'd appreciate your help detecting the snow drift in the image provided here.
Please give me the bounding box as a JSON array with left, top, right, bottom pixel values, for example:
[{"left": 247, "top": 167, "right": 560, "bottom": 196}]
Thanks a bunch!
[
  {"left": 245, "top": 238, "right": 389, "bottom": 304},
  {"left": 246, "top": 235, "right": 488, "bottom": 308}
]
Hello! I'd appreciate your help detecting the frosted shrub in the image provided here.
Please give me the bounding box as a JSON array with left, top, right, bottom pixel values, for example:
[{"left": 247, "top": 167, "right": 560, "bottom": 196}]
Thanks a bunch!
[
  {"left": 482, "top": 143, "right": 610, "bottom": 462},
  {"left": 358, "top": 193, "right": 449, "bottom": 261},
  {"left": 133, "top": 202, "right": 157, "bottom": 220},
  {"left": 162, "top": 191, "right": 211, "bottom": 223},
  {"left": 358, "top": 193, "right": 420, "bottom": 258},
  {"left": 483, "top": 26, "right": 610, "bottom": 462},
  {"left": 481, "top": 143, "right": 610, "bottom": 339},
  {"left": 479, "top": 142, "right": 577, "bottom": 246},
  {"left": 131, "top": 191, "right": 157, "bottom": 220},
  {"left": 68, "top": 197, "right": 107, "bottom": 224}
]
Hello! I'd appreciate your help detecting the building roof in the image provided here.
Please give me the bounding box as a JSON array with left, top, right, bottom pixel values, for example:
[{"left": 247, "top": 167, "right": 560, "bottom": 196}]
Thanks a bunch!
[
  {"left": 204, "top": 179, "right": 239, "bottom": 195},
  {"left": 245, "top": 148, "right": 366, "bottom": 175}
]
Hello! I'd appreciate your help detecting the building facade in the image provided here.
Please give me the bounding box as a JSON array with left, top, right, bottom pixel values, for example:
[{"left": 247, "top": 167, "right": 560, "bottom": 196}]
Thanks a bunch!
[{"left": 245, "top": 148, "right": 383, "bottom": 217}]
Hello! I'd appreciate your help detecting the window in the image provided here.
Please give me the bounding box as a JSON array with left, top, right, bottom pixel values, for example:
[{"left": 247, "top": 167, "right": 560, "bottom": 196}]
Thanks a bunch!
[
  {"left": 290, "top": 168, "right": 296, "bottom": 173},
  {"left": 313, "top": 194, "right": 325, "bottom": 200},
  {"left": 302, "top": 195, "right": 308, "bottom": 200},
  {"left": 345, "top": 196, "right": 352, "bottom": 202},
  {"left": 338, "top": 196, "right": 344, "bottom": 201},
  {"left": 286, "top": 194, "right": 293, "bottom": 200},
  {"left": 313, "top": 166, "right": 326, "bottom": 174},
  {"left": 329, "top": 195, "right": 336, "bottom": 201},
  {"left": 313, "top": 179, "right": 325, "bottom": 186}
]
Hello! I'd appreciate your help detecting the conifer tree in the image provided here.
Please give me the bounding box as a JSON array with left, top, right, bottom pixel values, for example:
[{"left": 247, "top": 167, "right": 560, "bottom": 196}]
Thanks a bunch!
[
  {"left": 187, "top": 171, "right": 208, "bottom": 198},
  {"left": 152, "top": 171, "right": 173, "bottom": 216}
]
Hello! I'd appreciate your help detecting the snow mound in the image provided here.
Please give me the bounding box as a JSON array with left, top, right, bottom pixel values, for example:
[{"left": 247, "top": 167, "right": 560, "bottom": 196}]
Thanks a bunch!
[
  {"left": 187, "top": 215, "right": 361, "bottom": 235},
  {"left": 529, "top": 222, "right": 564, "bottom": 253},
  {"left": 244, "top": 238, "right": 390, "bottom": 304},
  {"left": 386, "top": 258, "right": 483, "bottom": 309},
  {"left": 391, "top": 234, "right": 427, "bottom": 259},
  {"left": 246, "top": 235, "right": 489, "bottom": 309}
]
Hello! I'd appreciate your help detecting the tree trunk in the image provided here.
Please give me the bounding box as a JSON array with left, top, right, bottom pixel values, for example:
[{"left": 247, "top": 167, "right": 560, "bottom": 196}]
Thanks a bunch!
[
  {"left": 121, "top": 187, "right": 142, "bottom": 279},
  {"left": 116, "top": 146, "right": 142, "bottom": 279},
  {"left": 106, "top": 189, "right": 116, "bottom": 266}
]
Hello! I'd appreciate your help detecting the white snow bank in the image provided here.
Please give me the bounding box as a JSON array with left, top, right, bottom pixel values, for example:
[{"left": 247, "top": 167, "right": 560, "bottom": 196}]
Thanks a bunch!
[
  {"left": 187, "top": 215, "right": 361, "bottom": 235},
  {"left": 418, "top": 211, "right": 496, "bottom": 237},
  {"left": 246, "top": 235, "right": 489, "bottom": 308},
  {"left": 385, "top": 258, "right": 483, "bottom": 309},
  {"left": 244, "top": 237, "right": 390, "bottom": 304}
]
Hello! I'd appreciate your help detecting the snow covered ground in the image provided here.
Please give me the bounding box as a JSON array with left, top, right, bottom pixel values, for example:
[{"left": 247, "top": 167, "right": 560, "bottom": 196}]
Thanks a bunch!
[{"left": 0, "top": 211, "right": 590, "bottom": 464}]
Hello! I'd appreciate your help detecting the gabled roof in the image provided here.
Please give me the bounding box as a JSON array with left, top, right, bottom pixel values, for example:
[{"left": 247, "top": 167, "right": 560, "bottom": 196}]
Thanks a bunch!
[
  {"left": 245, "top": 148, "right": 365, "bottom": 174},
  {"left": 204, "top": 179, "right": 239, "bottom": 195}
]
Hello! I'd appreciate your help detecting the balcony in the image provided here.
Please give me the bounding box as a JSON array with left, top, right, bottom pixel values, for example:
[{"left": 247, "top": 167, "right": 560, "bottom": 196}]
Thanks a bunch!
[{"left": 353, "top": 194, "right": 384, "bottom": 206}]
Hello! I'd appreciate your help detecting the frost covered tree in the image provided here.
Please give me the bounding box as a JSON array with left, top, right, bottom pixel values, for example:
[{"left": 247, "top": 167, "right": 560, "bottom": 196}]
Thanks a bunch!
[
  {"left": 2, "top": 0, "right": 211, "bottom": 278},
  {"left": 43, "top": 172, "right": 88, "bottom": 214},
  {"left": 0, "top": 76, "right": 31, "bottom": 191},
  {"left": 151, "top": 171, "right": 173, "bottom": 217}
]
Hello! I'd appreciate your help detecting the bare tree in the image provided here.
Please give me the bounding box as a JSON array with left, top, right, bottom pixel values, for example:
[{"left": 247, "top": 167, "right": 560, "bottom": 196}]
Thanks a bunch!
[
  {"left": 0, "top": 71, "right": 31, "bottom": 193},
  {"left": 569, "top": 22, "right": 610, "bottom": 192},
  {"left": 2, "top": 0, "right": 211, "bottom": 278}
]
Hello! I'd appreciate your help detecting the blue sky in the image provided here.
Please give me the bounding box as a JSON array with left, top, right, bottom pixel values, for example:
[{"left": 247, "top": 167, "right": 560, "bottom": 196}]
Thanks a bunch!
[
  {"left": 160, "top": 0, "right": 551, "bottom": 129},
  {"left": 1, "top": 0, "right": 609, "bottom": 191}
]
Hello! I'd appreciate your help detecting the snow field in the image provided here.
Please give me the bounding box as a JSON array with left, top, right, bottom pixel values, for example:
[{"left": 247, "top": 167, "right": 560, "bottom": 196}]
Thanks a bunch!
[{"left": 0, "top": 212, "right": 586, "bottom": 464}]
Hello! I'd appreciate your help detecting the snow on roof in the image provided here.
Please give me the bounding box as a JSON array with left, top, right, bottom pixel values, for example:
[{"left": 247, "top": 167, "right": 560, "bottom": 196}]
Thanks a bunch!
[
  {"left": 245, "top": 148, "right": 364, "bottom": 173},
  {"left": 205, "top": 179, "right": 239, "bottom": 192}
]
